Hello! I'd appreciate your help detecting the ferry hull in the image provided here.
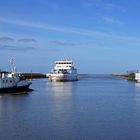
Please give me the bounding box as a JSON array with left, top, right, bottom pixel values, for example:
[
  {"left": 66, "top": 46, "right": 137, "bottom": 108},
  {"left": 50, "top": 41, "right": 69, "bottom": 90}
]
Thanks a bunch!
[
  {"left": 48, "top": 74, "right": 78, "bottom": 82},
  {"left": 0, "top": 83, "right": 32, "bottom": 93}
]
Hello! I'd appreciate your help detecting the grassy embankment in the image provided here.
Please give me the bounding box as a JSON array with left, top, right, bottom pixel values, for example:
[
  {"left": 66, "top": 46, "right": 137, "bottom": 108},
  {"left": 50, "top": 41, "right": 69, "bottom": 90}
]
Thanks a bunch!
[
  {"left": 112, "top": 73, "right": 135, "bottom": 81},
  {"left": 20, "top": 73, "right": 46, "bottom": 79}
]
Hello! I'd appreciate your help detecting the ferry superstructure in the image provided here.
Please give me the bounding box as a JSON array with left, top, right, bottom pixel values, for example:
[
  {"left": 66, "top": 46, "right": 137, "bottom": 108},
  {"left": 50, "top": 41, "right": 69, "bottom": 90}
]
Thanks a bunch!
[{"left": 47, "top": 60, "right": 78, "bottom": 81}]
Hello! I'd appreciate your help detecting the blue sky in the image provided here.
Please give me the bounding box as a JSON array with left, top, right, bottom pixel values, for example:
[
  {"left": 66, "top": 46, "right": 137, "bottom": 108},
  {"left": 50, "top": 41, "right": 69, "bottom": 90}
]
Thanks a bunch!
[{"left": 0, "top": 0, "right": 140, "bottom": 74}]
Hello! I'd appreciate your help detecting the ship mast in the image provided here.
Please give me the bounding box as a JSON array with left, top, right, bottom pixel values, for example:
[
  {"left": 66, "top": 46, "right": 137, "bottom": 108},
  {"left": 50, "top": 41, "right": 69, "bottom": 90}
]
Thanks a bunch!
[{"left": 9, "top": 58, "right": 16, "bottom": 73}]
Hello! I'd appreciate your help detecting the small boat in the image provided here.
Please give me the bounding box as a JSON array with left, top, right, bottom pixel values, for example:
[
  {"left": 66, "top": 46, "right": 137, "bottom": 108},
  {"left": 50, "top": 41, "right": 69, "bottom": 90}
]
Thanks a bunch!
[
  {"left": 0, "top": 58, "right": 32, "bottom": 93},
  {"left": 47, "top": 59, "right": 78, "bottom": 81}
]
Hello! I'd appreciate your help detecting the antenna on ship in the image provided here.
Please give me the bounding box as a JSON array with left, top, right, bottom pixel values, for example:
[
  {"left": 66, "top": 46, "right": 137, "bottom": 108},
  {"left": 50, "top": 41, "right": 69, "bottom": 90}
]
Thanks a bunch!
[{"left": 9, "top": 58, "right": 16, "bottom": 73}]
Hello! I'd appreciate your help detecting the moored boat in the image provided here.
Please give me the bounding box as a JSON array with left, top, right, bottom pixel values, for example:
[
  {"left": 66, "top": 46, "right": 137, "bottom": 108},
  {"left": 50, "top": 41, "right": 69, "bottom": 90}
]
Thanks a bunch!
[
  {"left": 0, "top": 72, "right": 32, "bottom": 93},
  {"left": 0, "top": 59, "right": 32, "bottom": 93}
]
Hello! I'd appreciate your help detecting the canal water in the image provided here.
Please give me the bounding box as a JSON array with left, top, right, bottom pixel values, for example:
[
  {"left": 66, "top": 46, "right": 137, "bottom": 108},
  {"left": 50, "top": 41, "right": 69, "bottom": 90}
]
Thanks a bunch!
[{"left": 0, "top": 75, "right": 140, "bottom": 140}]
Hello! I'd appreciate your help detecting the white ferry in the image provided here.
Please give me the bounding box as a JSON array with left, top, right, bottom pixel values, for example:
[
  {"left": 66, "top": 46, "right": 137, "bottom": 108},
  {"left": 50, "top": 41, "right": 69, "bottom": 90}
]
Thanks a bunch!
[
  {"left": 0, "top": 59, "right": 32, "bottom": 93},
  {"left": 47, "top": 60, "right": 78, "bottom": 81},
  {"left": 135, "top": 71, "right": 140, "bottom": 82}
]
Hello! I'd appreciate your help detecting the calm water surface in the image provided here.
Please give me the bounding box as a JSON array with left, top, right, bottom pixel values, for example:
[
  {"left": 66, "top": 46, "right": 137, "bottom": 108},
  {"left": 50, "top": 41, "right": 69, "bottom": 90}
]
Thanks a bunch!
[{"left": 0, "top": 75, "right": 140, "bottom": 140}]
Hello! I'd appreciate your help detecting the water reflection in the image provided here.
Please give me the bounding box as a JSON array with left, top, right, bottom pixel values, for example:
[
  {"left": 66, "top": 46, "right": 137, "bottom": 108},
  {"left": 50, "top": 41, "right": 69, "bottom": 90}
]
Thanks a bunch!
[
  {"left": 135, "top": 82, "right": 140, "bottom": 88},
  {"left": 47, "top": 81, "right": 75, "bottom": 96},
  {"left": 46, "top": 81, "right": 77, "bottom": 137},
  {"left": 133, "top": 82, "right": 140, "bottom": 94}
]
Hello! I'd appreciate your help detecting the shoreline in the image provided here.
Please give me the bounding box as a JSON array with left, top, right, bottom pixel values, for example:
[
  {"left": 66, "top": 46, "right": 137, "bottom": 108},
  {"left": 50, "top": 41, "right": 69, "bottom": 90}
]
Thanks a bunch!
[
  {"left": 112, "top": 73, "right": 135, "bottom": 81},
  {"left": 9, "top": 72, "right": 136, "bottom": 81},
  {"left": 19, "top": 73, "right": 46, "bottom": 79}
]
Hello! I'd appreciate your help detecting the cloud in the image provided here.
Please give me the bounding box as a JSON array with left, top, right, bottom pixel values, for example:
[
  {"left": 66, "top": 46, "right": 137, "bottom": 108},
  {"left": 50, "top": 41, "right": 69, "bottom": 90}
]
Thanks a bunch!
[
  {"left": 104, "top": 3, "right": 126, "bottom": 12},
  {"left": 103, "top": 3, "right": 117, "bottom": 11},
  {"left": 0, "top": 36, "right": 37, "bottom": 43},
  {"left": 0, "top": 17, "right": 110, "bottom": 38},
  {"left": 18, "top": 38, "right": 37, "bottom": 43},
  {"left": 82, "top": 1, "right": 126, "bottom": 12},
  {"left": 103, "top": 17, "right": 122, "bottom": 24},
  {"left": 50, "top": 40, "right": 78, "bottom": 46},
  {"left": 49, "top": 40, "right": 104, "bottom": 48},
  {"left": 0, "top": 44, "right": 35, "bottom": 51},
  {"left": 81, "top": 1, "right": 98, "bottom": 8},
  {"left": 0, "top": 37, "right": 14, "bottom": 42},
  {"left": 1, "top": 17, "right": 138, "bottom": 46},
  {"left": 39, "top": 0, "right": 59, "bottom": 9}
]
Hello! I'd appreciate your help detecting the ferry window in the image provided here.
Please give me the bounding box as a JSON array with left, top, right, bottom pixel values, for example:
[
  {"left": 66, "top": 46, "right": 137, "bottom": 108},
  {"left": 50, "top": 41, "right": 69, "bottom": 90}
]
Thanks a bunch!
[
  {"left": 10, "top": 80, "right": 12, "bottom": 83},
  {"left": 6, "top": 80, "right": 8, "bottom": 83},
  {"left": 3, "top": 80, "right": 4, "bottom": 83}
]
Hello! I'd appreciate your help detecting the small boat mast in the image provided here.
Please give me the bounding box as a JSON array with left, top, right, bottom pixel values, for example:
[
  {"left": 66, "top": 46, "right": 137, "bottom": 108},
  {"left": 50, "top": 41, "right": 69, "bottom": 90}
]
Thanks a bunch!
[{"left": 9, "top": 58, "right": 16, "bottom": 73}]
